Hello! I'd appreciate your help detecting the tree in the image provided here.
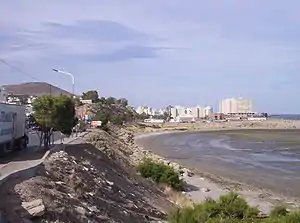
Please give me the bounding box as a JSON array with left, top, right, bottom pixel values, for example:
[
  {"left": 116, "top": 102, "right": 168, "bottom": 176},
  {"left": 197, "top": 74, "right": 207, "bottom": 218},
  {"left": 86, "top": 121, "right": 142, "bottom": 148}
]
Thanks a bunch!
[
  {"left": 163, "top": 111, "right": 171, "bottom": 121},
  {"left": 73, "top": 97, "right": 83, "bottom": 107},
  {"left": 117, "top": 98, "right": 128, "bottom": 107},
  {"left": 105, "top": 96, "right": 116, "bottom": 105},
  {"left": 82, "top": 90, "right": 99, "bottom": 102},
  {"left": 33, "top": 95, "right": 77, "bottom": 148}
]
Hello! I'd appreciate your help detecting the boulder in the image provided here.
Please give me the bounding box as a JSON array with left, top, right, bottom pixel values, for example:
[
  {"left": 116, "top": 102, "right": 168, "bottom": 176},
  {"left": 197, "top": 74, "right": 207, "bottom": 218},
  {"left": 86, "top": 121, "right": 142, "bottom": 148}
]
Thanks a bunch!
[
  {"left": 201, "top": 187, "right": 211, "bottom": 193},
  {"left": 21, "top": 199, "right": 45, "bottom": 218}
]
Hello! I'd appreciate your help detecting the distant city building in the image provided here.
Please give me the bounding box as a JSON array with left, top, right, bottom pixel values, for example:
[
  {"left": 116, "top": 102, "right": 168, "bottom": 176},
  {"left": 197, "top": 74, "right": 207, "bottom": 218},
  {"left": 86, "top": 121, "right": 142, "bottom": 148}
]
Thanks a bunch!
[
  {"left": 0, "top": 87, "right": 7, "bottom": 103},
  {"left": 170, "top": 107, "right": 177, "bottom": 118},
  {"left": 204, "top": 106, "right": 213, "bottom": 117},
  {"left": 219, "top": 97, "right": 252, "bottom": 114},
  {"left": 191, "top": 107, "right": 199, "bottom": 118},
  {"left": 176, "top": 106, "right": 186, "bottom": 117},
  {"left": 136, "top": 106, "right": 151, "bottom": 115},
  {"left": 168, "top": 104, "right": 213, "bottom": 121},
  {"left": 135, "top": 106, "right": 167, "bottom": 116}
]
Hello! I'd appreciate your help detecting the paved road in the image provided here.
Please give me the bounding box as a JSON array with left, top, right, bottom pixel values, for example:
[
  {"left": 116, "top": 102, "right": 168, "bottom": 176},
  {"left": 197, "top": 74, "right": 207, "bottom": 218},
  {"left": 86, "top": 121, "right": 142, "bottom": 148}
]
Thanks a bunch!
[
  {"left": 0, "top": 131, "right": 64, "bottom": 167},
  {"left": 0, "top": 132, "right": 87, "bottom": 176},
  {"left": 28, "top": 131, "right": 63, "bottom": 146}
]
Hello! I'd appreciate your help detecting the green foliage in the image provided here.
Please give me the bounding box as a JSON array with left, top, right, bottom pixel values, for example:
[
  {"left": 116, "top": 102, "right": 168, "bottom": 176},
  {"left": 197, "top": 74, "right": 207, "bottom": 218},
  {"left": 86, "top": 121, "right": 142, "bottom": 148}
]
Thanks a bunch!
[
  {"left": 105, "top": 96, "right": 117, "bottom": 105},
  {"left": 33, "top": 95, "right": 76, "bottom": 147},
  {"left": 137, "top": 158, "right": 183, "bottom": 190},
  {"left": 82, "top": 90, "right": 99, "bottom": 102},
  {"left": 52, "top": 95, "right": 77, "bottom": 135},
  {"left": 92, "top": 97, "right": 136, "bottom": 125},
  {"left": 168, "top": 193, "right": 300, "bottom": 223},
  {"left": 269, "top": 204, "right": 288, "bottom": 218},
  {"left": 117, "top": 98, "right": 128, "bottom": 107}
]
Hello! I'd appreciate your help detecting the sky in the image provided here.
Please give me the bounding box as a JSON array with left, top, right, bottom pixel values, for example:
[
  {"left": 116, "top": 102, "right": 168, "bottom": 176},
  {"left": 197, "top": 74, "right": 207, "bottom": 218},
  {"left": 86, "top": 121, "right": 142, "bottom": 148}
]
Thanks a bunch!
[{"left": 1, "top": 0, "right": 300, "bottom": 113}]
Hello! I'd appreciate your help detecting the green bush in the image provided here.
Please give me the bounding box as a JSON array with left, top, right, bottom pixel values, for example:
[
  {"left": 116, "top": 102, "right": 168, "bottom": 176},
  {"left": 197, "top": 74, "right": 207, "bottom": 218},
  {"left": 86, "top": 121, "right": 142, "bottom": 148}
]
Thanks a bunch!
[
  {"left": 269, "top": 204, "right": 288, "bottom": 218},
  {"left": 168, "top": 192, "right": 259, "bottom": 223},
  {"left": 137, "top": 158, "right": 183, "bottom": 190},
  {"left": 167, "top": 193, "right": 300, "bottom": 223}
]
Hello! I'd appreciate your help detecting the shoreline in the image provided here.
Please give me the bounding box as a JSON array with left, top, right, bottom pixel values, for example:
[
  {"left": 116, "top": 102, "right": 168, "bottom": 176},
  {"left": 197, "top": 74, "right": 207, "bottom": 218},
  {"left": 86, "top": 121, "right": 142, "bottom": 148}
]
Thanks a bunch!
[{"left": 133, "top": 127, "right": 300, "bottom": 214}]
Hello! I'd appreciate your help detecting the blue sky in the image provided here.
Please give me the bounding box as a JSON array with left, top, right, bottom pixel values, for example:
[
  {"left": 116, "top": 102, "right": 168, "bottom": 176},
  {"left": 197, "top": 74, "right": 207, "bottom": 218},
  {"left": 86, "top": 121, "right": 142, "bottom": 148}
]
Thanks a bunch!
[{"left": 1, "top": 0, "right": 300, "bottom": 113}]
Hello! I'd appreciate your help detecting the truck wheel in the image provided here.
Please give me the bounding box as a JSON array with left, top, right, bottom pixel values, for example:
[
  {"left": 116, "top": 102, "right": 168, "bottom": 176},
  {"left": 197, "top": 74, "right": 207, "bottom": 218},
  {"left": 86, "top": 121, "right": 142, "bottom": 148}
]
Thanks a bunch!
[
  {"left": 16, "top": 138, "right": 27, "bottom": 151},
  {"left": 0, "top": 143, "right": 10, "bottom": 155}
]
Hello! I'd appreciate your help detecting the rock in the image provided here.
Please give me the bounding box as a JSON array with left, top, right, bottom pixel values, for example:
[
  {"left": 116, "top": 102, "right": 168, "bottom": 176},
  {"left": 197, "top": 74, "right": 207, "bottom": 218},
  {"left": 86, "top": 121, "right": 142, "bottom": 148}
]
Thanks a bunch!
[
  {"left": 55, "top": 181, "right": 65, "bottom": 185},
  {"left": 106, "top": 180, "right": 114, "bottom": 186},
  {"left": 201, "top": 187, "right": 211, "bottom": 192},
  {"left": 86, "top": 192, "right": 95, "bottom": 196},
  {"left": 68, "top": 193, "right": 74, "bottom": 198},
  {"left": 182, "top": 169, "right": 194, "bottom": 177},
  {"left": 83, "top": 167, "right": 89, "bottom": 171},
  {"left": 21, "top": 199, "right": 45, "bottom": 218},
  {"left": 87, "top": 206, "right": 98, "bottom": 213},
  {"left": 75, "top": 206, "right": 86, "bottom": 215}
]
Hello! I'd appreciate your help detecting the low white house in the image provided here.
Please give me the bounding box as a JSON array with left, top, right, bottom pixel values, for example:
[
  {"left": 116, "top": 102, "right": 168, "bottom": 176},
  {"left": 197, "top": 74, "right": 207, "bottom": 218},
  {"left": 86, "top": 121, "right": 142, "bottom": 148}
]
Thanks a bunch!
[{"left": 144, "top": 118, "right": 165, "bottom": 123}]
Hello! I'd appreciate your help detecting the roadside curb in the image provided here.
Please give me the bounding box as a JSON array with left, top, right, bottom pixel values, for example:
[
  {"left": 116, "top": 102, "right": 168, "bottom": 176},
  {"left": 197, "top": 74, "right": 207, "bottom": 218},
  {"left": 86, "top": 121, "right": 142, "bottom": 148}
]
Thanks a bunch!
[{"left": 0, "top": 132, "right": 89, "bottom": 187}]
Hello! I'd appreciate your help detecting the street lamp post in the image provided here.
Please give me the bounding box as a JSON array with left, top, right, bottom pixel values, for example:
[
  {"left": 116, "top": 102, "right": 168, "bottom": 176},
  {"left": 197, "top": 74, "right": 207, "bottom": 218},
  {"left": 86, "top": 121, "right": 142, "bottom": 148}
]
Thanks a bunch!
[{"left": 52, "top": 69, "right": 75, "bottom": 96}]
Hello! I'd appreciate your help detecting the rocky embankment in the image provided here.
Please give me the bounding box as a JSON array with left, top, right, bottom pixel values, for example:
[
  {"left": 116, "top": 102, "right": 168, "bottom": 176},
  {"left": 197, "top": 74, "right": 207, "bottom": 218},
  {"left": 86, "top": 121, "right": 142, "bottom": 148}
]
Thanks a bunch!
[{"left": 0, "top": 129, "right": 174, "bottom": 223}]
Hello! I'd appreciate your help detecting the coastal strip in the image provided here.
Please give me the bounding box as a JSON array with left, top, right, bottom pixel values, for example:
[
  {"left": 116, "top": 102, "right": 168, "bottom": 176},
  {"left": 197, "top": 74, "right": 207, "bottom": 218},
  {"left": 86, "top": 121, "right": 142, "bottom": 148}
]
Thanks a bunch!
[{"left": 131, "top": 120, "right": 300, "bottom": 215}]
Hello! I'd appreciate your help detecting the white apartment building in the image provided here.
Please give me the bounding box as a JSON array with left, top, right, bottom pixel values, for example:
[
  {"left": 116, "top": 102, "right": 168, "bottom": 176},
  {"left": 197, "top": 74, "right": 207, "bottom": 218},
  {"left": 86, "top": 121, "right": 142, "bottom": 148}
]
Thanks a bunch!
[
  {"left": 170, "top": 107, "right": 177, "bottom": 118},
  {"left": 176, "top": 106, "right": 186, "bottom": 117},
  {"left": 170, "top": 105, "right": 213, "bottom": 119},
  {"left": 204, "top": 106, "right": 213, "bottom": 116},
  {"left": 136, "top": 106, "right": 152, "bottom": 115},
  {"left": 219, "top": 97, "right": 252, "bottom": 114},
  {"left": 191, "top": 107, "right": 199, "bottom": 118}
]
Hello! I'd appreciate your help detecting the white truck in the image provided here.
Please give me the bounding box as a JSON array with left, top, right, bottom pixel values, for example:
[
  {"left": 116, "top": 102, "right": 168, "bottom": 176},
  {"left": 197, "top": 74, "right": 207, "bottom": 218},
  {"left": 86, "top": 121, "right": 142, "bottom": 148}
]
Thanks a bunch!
[{"left": 0, "top": 103, "right": 29, "bottom": 155}]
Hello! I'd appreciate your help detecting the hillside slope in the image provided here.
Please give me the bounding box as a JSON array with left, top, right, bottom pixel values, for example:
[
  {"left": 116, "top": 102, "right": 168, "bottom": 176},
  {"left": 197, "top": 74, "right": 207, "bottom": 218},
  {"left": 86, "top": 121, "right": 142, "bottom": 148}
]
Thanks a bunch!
[
  {"left": 0, "top": 129, "right": 173, "bottom": 223},
  {"left": 4, "top": 82, "right": 72, "bottom": 96}
]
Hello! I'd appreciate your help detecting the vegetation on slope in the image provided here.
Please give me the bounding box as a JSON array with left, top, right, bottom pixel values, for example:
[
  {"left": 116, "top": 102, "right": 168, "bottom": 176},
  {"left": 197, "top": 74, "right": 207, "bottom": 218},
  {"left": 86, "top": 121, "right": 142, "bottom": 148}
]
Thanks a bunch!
[
  {"left": 137, "top": 158, "right": 183, "bottom": 191},
  {"left": 81, "top": 90, "right": 141, "bottom": 127},
  {"left": 168, "top": 192, "right": 300, "bottom": 223}
]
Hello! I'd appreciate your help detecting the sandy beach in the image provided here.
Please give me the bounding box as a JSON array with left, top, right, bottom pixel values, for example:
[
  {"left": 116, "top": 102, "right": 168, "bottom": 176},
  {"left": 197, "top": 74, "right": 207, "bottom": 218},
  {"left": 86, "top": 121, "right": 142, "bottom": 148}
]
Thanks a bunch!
[{"left": 133, "top": 119, "right": 300, "bottom": 214}]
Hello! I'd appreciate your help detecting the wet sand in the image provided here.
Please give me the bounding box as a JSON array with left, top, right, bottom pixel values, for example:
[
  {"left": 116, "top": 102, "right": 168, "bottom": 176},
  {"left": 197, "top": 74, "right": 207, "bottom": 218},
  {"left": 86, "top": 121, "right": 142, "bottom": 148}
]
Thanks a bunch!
[{"left": 136, "top": 129, "right": 300, "bottom": 198}]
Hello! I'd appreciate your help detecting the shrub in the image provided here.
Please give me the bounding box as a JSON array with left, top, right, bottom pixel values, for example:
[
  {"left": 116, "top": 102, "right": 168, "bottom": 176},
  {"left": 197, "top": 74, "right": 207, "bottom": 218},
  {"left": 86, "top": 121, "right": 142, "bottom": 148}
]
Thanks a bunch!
[
  {"left": 168, "top": 192, "right": 260, "bottom": 223},
  {"left": 269, "top": 204, "right": 288, "bottom": 218},
  {"left": 137, "top": 158, "right": 183, "bottom": 190},
  {"left": 167, "top": 192, "right": 300, "bottom": 223}
]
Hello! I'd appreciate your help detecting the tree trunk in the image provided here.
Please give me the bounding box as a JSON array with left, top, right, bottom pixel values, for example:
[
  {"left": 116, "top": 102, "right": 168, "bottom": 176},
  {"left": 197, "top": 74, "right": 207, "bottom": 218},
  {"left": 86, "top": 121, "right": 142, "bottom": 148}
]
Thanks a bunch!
[
  {"left": 43, "top": 131, "right": 51, "bottom": 149},
  {"left": 37, "top": 131, "right": 43, "bottom": 148}
]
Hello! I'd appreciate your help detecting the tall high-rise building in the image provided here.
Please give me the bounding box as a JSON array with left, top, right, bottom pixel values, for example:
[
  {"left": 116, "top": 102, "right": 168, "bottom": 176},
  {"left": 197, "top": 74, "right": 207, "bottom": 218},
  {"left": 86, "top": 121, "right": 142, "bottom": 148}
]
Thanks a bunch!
[
  {"left": 204, "top": 106, "right": 213, "bottom": 116},
  {"left": 219, "top": 97, "right": 252, "bottom": 114}
]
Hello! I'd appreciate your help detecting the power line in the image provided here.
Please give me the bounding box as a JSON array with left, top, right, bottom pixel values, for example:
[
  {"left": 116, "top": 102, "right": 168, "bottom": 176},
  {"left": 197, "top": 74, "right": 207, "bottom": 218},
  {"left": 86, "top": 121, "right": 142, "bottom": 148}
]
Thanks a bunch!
[
  {"left": 0, "top": 58, "right": 52, "bottom": 95},
  {"left": 0, "top": 58, "right": 39, "bottom": 81}
]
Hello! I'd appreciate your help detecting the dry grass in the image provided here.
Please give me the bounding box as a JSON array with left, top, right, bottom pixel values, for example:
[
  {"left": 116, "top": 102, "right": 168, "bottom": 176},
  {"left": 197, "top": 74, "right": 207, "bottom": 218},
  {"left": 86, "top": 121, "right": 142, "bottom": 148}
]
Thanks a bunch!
[{"left": 162, "top": 185, "right": 194, "bottom": 208}]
